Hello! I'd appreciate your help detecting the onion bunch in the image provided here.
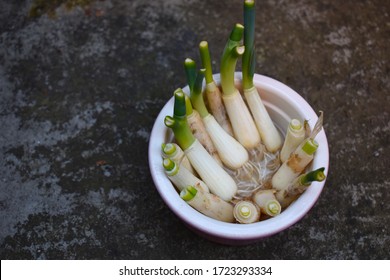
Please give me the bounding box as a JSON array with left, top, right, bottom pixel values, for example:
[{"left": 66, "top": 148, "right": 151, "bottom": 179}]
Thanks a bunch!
[{"left": 160, "top": 0, "right": 326, "bottom": 224}]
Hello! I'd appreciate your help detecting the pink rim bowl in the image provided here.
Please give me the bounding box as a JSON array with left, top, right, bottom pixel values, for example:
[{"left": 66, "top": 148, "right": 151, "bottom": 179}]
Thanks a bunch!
[{"left": 148, "top": 73, "right": 329, "bottom": 245}]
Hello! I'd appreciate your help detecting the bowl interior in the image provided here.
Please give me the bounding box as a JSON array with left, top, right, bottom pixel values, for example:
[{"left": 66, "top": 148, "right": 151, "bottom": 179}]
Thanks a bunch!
[{"left": 148, "top": 73, "right": 329, "bottom": 242}]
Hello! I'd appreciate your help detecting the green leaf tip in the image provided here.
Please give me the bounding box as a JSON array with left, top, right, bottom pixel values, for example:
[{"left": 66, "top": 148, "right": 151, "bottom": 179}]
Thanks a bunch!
[
  {"left": 243, "top": 0, "right": 256, "bottom": 89},
  {"left": 162, "top": 158, "right": 176, "bottom": 171},
  {"left": 221, "top": 24, "right": 245, "bottom": 95},
  {"left": 184, "top": 95, "right": 193, "bottom": 116},
  {"left": 180, "top": 185, "right": 198, "bottom": 201},
  {"left": 184, "top": 58, "right": 197, "bottom": 91},
  {"left": 193, "top": 69, "right": 205, "bottom": 95},
  {"left": 299, "top": 167, "right": 326, "bottom": 186},
  {"left": 199, "top": 41, "right": 214, "bottom": 84},
  {"left": 173, "top": 89, "right": 187, "bottom": 118},
  {"left": 244, "top": 0, "right": 255, "bottom": 9},
  {"left": 191, "top": 69, "right": 209, "bottom": 118},
  {"left": 162, "top": 143, "right": 176, "bottom": 155},
  {"left": 302, "top": 139, "right": 319, "bottom": 155},
  {"left": 230, "top": 23, "right": 244, "bottom": 41}
]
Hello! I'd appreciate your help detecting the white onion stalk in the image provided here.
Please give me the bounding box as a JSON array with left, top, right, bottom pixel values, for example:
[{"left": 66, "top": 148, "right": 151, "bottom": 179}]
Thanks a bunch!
[
  {"left": 161, "top": 142, "right": 195, "bottom": 175},
  {"left": 223, "top": 91, "right": 261, "bottom": 150},
  {"left": 180, "top": 185, "right": 235, "bottom": 223},
  {"left": 242, "top": 0, "right": 282, "bottom": 153},
  {"left": 252, "top": 189, "right": 281, "bottom": 217},
  {"left": 233, "top": 200, "right": 260, "bottom": 224},
  {"left": 162, "top": 158, "right": 209, "bottom": 193},
  {"left": 199, "top": 41, "right": 234, "bottom": 136},
  {"left": 165, "top": 90, "right": 237, "bottom": 201},
  {"left": 244, "top": 86, "right": 283, "bottom": 152},
  {"left": 272, "top": 138, "right": 319, "bottom": 192},
  {"left": 185, "top": 95, "right": 223, "bottom": 166},
  {"left": 203, "top": 114, "right": 249, "bottom": 170},
  {"left": 184, "top": 61, "right": 249, "bottom": 170},
  {"left": 185, "top": 140, "right": 237, "bottom": 201},
  {"left": 220, "top": 24, "right": 261, "bottom": 150},
  {"left": 280, "top": 119, "right": 305, "bottom": 162}
]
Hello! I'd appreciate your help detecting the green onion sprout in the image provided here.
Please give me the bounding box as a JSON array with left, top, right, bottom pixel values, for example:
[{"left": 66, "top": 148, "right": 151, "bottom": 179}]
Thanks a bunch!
[
  {"left": 242, "top": 0, "right": 256, "bottom": 90},
  {"left": 221, "top": 23, "right": 245, "bottom": 96},
  {"left": 199, "top": 41, "right": 234, "bottom": 136},
  {"left": 164, "top": 90, "right": 196, "bottom": 151},
  {"left": 220, "top": 23, "right": 261, "bottom": 149}
]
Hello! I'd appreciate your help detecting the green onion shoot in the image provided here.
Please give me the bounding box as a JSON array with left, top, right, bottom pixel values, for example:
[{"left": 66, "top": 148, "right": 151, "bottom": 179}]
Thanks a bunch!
[
  {"left": 199, "top": 41, "right": 234, "bottom": 136},
  {"left": 276, "top": 167, "right": 326, "bottom": 208},
  {"left": 182, "top": 92, "right": 222, "bottom": 165},
  {"left": 184, "top": 59, "right": 221, "bottom": 165},
  {"left": 242, "top": 0, "right": 282, "bottom": 152},
  {"left": 186, "top": 60, "right": 249, "bottom": 170},
  {"left": 220, "top": 23, "right": 261, "bottom": 150},
  {"left": 290, "top": 167, "right": 326, "bottom": 195}
]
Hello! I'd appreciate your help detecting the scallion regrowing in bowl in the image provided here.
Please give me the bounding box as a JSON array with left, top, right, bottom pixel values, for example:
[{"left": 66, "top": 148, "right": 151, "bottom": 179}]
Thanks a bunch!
[{"left": 159, "top": 0, "right": 326, "bottom": 224}]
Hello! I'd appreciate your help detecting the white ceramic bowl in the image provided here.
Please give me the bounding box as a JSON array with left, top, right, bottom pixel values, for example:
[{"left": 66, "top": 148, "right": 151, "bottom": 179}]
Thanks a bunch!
[{"left": 148, "top": 73, "right": 329, "bottom": 245}]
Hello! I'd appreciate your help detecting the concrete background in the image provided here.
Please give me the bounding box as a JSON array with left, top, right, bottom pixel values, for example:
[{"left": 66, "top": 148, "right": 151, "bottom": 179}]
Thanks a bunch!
[{"left": 0, "top": 0, "right": 389, "bottom": 259}]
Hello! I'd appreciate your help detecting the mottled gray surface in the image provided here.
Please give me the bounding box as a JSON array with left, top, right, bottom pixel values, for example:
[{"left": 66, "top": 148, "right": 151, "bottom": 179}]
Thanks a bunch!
[{"left": 0, "top": 0, "right": 389, "bottom": 259}]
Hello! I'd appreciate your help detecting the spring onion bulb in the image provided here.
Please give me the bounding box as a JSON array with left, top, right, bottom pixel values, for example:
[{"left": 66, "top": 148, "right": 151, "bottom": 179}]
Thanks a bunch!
[
  {"left": 233, "top": 200, "right": 260, "bottom": 224},
  {"left": 185, "top": 139, "right": 238, "bottom": 201},
  {"left": 162, "top": 158, "right": 209, "bottom": 193},
  {"left": 180, "top": 185, "right": 235, "bottom": 223},
  {"left": 272, "top": 138, "right": 319, "bottom": 192},
  {"left": 199, "top": 41, "right": 234, "bottom": 136},
  {"left": 244, "top": 86, "right": 283, "bottom": 152},
  {"left": 280, "top": 119, "right": 305, "bottom": 162},
  {"left": 203, "top": 113, "right": 249, "bottom": 170},
  {"left": 184, "top": 94, "right": 222, "bottom": 166},
  {"left": 165, "top": 90, "right": 237, "bottom": 201},
  {"left": 187, "top": 64, "right": 249, "bottom": 170},
  {"left": 252, "top": 189, "right": 281, "bottom": 216},
  {"left": 161, "top": 142, "right": 195, "bottom": 175},
  {"left": 242, "top": 0, "right": 282, "bottom": 152},
  {"left": 220, "top": 23, "right": 261, "bottom": 150}
]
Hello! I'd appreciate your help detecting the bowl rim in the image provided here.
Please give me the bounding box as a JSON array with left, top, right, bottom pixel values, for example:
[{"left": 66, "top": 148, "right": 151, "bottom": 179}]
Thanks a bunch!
[{"left": 148, "top": 72, "right": 329, "bottom": 241}]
